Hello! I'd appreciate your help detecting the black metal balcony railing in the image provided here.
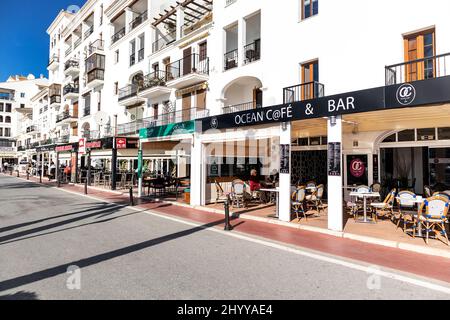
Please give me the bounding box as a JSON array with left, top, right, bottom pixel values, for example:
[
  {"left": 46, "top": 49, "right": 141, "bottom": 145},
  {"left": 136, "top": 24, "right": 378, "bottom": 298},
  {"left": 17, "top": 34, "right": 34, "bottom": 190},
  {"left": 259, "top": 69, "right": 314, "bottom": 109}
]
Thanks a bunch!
[
  {"left": 56, "top": 135, "right": 70, "bottom": 144},
  {"left": 224, "top": 49, "right": 238, "bottom": 71},
  {"left": 64, "top": 60, "right": 79, "bottom": 71},
  {"left": 63, "top": 84, "right": 79, "bottom": 96},
  {"left": 117, "top": 108, "right": 210, "bottom": 136},
  {"left": 26, "top": 125, "right": 37, "bottom": 133},
  {"left": 50, "top": 95, "right": 61, "bottom": 105},
  {"left": 385, "top": 52, "right": 450, "bottom": 86},
  {"left": 166, "top": 53, "right": 209, "bottom": 81},
  {"left": 88, "top": 40, "right": 105, "bottom": 55},
  {"left": 65, "top": 46, "right": 72, "bottom": 57},
  {"left": 84, "top": 25, "right": 94, "bottom": 39},
  {"left": 17, "top": 146, "right": 26, "bottom": 152},
  {"left": 152, "top": 31, "right": 176, "bottom": 53},
  {"left": 87, "top": 69, "right": 105, "bottom": 84},
  {"left": 223, "top": 101, "right": 262, "bottom": 114},
  {"left": 283, "top": 81, "right": 325, "bottom": 104},
  {"left": 243, "top": 38, "right": 261, "bottom": 64},
  {"left": 56, "top": 110, "right": 78, "bottom": 123},
  {"left": 141, "top": 71, "right": 168, "bottom": 90},
  {"left": 130, "top": 11, "right": 148, "bottom": 30},
  {"left": 112, "top": 27, "right": 126, "bottom": 44},
  {"left": 74, "top": 38, "right": 82, "bottom": 49},
  {"left": 130, "top": 53, "right": 136, "bottom": 66},
  {"left": 118, "top": 84, "right": 140, "bottom": 101},
  {"left": 138, "top": 48, "right": 145, "bottom": 62}
]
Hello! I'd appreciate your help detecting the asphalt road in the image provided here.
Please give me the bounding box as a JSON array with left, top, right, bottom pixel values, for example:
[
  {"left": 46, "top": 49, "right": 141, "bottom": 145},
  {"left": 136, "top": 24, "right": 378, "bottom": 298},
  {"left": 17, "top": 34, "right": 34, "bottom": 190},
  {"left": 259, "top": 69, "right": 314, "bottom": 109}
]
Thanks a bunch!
[{"left": 0, "top": 174, "right": 449, "bottom": 300}]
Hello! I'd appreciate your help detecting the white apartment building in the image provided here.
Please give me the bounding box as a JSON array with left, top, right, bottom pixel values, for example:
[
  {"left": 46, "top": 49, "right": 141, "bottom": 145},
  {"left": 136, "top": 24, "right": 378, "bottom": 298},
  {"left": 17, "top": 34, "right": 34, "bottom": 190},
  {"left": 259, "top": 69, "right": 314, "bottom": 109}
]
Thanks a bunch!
[
  {"left": 36, "top": 0, "right": 450, "bottom": 242},
  {"left": 0, "top": 74, "right": 47, "bottom": 167}
]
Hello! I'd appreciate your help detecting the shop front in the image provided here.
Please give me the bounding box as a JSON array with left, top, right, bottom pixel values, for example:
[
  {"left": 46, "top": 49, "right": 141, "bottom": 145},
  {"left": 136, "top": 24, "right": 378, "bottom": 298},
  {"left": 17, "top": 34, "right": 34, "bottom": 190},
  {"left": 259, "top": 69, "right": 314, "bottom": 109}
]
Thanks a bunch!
[{"left": 55, "top": 143, "right": 79, "bottom": 183}]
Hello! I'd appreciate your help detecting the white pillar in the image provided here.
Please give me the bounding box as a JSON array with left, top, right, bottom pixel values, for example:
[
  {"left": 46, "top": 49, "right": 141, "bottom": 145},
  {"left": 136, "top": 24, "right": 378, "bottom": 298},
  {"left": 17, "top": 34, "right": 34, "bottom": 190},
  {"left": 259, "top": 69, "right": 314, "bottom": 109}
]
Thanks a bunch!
[
  {"left": 125, "top": 8, "right": 134, "bottom": 33},
  {"left": 176, "top": 7, "right": 185, "bottom": 41},
  {"left": 278, "top": 122, "right": 292, "bottom": 222},
  {"left": 237, "top": 18, "right": 245, "bottom": 67},
  {"left": 327, "top": 116, "right": 344, "bottom": 232},
  {"left": 190, "top": 133, "right": 202, "bottom": 206}
]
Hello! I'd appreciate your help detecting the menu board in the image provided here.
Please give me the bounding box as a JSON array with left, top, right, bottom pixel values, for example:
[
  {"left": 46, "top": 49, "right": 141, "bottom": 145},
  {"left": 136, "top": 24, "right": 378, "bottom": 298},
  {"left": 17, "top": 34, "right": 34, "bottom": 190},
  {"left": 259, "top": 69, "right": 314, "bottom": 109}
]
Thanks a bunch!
[
  {"left": 373, "top": 154, "right": 379, "bottom": 182},
  {"left": 280, "top": 144, "right": 290, "bottom": 174},
  {"left": 328, "top": 142, "right": 341, "bottom": 176}
]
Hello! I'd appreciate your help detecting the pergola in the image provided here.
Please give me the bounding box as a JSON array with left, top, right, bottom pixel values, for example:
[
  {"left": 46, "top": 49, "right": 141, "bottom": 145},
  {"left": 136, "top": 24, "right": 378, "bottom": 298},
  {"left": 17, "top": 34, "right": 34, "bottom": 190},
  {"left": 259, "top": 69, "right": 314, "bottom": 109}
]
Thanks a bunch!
[{"left": 152, "top": 0, "right": 213, "bottom": 29}]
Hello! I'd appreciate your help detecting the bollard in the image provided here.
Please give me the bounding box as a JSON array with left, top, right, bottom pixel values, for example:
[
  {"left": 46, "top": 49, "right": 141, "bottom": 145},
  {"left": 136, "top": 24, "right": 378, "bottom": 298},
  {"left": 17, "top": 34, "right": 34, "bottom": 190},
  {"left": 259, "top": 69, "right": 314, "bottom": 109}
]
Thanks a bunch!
[
  {"left": 39, "top": 173, "right": 42, "bottom": 183},
  {"left": 224, "top": 197, "right": 233, "bottom": 231},
  {"left": 10, "top": 169, "right": 12, "bottom": 176},
  {"left": 57, "top": 173, "right": 61, "bottom": 188},
  {"left": 84, "top": 178, "right": 88, "bottom": 195},
  {"left": 17, "top": 170, "right": 19, "bottom": 178},
  {"left": 27, "top": 171, "right": 29, "bottom": 180},
  {"left": 129, "top": 187, "right": 134, "bottom": 206}
]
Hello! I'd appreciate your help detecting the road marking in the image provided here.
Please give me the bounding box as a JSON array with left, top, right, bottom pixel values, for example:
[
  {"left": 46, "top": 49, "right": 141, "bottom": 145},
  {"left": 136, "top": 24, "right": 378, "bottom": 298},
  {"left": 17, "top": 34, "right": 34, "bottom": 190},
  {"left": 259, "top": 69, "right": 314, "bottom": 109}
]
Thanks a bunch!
[{"left": 7, "top": 175, "right": 450, "bottom": 295}]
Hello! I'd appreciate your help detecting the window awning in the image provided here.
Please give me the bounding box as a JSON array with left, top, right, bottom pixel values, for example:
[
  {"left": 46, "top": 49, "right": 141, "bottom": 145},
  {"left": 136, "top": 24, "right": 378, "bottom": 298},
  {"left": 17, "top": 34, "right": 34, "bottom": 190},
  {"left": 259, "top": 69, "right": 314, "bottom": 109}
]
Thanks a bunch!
[
  {"left": 176, "top": 82, "right": 208, "bottom": 98},
  {"left": 152, "top": 0, "right": 213, "bottom": 29}
]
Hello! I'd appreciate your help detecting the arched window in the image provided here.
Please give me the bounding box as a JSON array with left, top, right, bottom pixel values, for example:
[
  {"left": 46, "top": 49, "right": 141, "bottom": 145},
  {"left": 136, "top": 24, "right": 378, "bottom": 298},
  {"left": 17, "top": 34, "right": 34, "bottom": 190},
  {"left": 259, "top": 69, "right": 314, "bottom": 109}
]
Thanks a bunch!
[{"left": 5, "top": 116, "right": 11, "bottom": 123}]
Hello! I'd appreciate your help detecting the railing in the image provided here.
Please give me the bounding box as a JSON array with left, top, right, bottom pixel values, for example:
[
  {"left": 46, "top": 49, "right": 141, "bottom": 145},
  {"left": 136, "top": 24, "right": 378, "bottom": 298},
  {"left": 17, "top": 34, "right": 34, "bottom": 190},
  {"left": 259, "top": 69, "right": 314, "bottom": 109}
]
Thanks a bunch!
[
  {"left": 82, "top": 127, "right": 114, "bottom": 140},
  {"left": 225, "top": 0, "right": 237, "bottom": 6},
  {"left": 87, "top": 69, "right": 104, "bottom": 84},
  {"left": 117, "top": 108, "right": 210, "bottom": 135},
  {"left": 63, "top": 84, "right": 79, "bottom": 96},
  {"left": 74, "top": 38, "right": 82, "bottom": 49},
  {"left": 118, "top": 84, "right": 140, "bottom": 101},
  {"left": 17, "top": 146, "right": 26, "bottom": 152},
  {"left": 84, "top": 25, "right": 94, "bottom": 39},
  {"left": 283, "top": 81, "right": 325, "bottom": 103},
  {"left": 88, "top": 40, "right": 105, "bottom": 55},
  {"left": 111, "top": 27, "right": 126, "bottom": 44},
  {"left": 130, "top": 53, "right": 136, "bottom": 66},
  {"left": 56, "top": 135, "right": 70, "bottom": 144},
  {"left": 64, "top": 60, "right": 79, "bottom": 71},
  {"left": 243, "top": 39, "right": 261, "bottom": 64},
  {"left": 224, "top": 49, "right": 238, "bottom": 71},
  {"left": 138, "top": 48, "right": 145, "bottom": 62},
  {"left": 223, "top": 101, "right": 261, "bottom": 114},
  {"left": 130, "top": 11, "right": 148, "bottom": 30},
  {"left": 152, "top": 31, "right": 176, "bottom": 53},
  {"left": 83, "top": 107, "right": 91, "bottom": 117},
  {"left": 166, "top": 54, "right": 209, "bottom": 81},
  {"left": 48, "top": 55, "right": 59, "bottom": 66},
  {"left": 56, "top": 109, "right": 78, "bottom": 123},
  {"left": 50, "top": 95, "right": 61, "bottom": 105},
  {"left": 65, "top": 46, "right": 72, "bottom": 57},
  {"left": 141, "top": 70, "right": 168, "bottom": 90},
  {"left": 26, "top": 126, "right": 38, "bottom": 133},
  {"left": 385, "top": 52, "right": 450, "bottom": 85}
]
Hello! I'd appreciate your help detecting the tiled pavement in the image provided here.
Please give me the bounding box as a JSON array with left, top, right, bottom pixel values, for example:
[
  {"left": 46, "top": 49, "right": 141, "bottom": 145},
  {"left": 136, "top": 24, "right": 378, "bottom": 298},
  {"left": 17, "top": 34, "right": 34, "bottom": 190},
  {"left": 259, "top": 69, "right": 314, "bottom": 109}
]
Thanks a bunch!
[{"left": 5, "top": 172, "right": 450, "bottom": 284}]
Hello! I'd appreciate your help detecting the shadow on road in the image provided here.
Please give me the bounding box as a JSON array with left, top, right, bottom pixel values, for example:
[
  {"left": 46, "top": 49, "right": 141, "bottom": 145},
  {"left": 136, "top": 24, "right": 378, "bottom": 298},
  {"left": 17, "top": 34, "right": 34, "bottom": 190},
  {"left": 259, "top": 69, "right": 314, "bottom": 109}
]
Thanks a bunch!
[{"left": 0, "top": 291, "right": 39, "bottom": 300}]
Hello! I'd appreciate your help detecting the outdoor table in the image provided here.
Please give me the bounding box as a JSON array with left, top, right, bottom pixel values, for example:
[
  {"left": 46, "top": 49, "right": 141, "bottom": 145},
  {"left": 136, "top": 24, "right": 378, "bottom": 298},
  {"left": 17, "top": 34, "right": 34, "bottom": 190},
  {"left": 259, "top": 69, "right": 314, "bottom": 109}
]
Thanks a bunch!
[
  {"left": 396, "top": 196, "right": 425, "bottom": 238},
  {"left": 260, "top": 188, "right": 280, "bottom": 218},
  {"left": 350, "top": 192, "right": 380, "bottom": 223}
]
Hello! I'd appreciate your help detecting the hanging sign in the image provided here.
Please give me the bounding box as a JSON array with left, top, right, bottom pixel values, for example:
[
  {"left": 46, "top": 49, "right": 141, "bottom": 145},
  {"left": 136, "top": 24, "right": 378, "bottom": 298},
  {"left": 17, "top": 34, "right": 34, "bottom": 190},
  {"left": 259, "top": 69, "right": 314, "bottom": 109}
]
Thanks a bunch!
[
  {"left": 78, "top": 138, "right": 86, "bottom": 155},
  {"left": 280, "top": 144, "right": 290, "bottom": 174}
]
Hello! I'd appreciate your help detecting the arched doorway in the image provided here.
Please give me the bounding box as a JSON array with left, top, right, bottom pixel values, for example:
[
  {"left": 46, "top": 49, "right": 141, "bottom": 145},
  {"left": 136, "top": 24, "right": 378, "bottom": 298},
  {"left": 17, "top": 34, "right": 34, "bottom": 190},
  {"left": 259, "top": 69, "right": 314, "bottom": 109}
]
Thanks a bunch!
[{"left": 222, "top": 76, "right": 263, "bottom": 114}]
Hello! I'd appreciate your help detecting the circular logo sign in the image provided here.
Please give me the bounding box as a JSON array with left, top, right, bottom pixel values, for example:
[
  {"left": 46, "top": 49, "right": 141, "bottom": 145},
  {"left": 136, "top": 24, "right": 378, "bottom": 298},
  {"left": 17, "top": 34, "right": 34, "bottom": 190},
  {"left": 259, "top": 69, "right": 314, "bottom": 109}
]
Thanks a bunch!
[
  {"left": 350, "top": 158, "right": 365, "bottom": 178},
  {"left": 211, "top": 117, "right": 218, "bottom": 129},
  {"left": 396, "top": 83, "right": 416, "bottom": 106}
]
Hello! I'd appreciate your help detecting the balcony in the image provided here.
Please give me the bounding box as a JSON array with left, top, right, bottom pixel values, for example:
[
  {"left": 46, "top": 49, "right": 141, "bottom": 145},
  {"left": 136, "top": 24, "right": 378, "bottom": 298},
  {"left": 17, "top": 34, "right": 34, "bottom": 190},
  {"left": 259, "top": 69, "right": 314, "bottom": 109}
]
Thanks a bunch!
[
  {"left": 86, "top": 54, "right": 105, "bottom": 89},
  {"left": 74, "top": 37, "right": 82, "bottom": 49},
  {"left": 224, "top": 49, "right": 238, "bottom": 71},
  {"left": 65, "top": 46, "right": 72, "bottom": 57},
  {"left": 118, "top": 84, "right": 146, "bottom": 107},
  {"left": 225, "top": 0, "right": 237, "bottom": 6},
  {"left": 26, "top": 125, "right": 38, "bottom": 134},
  {"left": 385, "top": 52, "right": 450, "bottom": 85},
  {"left": 0, "top": 92, "right": 14, "bottom": 101},
  {"left": 111, "top": 27, "right": 126, "bottom": 44},
  {"left": 64, "top": 59, "right": 80, "bottom": 77},
  {"left": 283, "top": 81, "right": 325, "bottom": 104},
  {"left": 56, "top": 135, "right": 70, "bottom": 144},
  {"left": 47, "top": 55, "right": 59, "bottom": 71},
  {"left": 117, "top": 107, "right": 210, "bottom": 136},
  {"left": 84, "top": 25, "right": 94, "bottom": 39},
  {"left": 87, "top": 40, "right": 105, "bottom": 57},
  {"left": 82, "top": 128, "right": 114, "bottom": 140},
  {"left": 130, "top": 11, "right": 148, "bottom": 31},
  {"left": 138, "top": 71, "right": 172, "bottom": 99},
  {"left": 223, "top": 101, "right": 261, "bottom": 114},
  {"left": 63, "top": 84, "right": 79, "bottom": 100},
  {"left": 166, "top": 54, "right": 209, "bottom": 89},
  {"left": 49, "top": 95, "right": 61, "bottom": 108},
  {"left": 243, "top": 39, "right": 261, "bottom": 65},
  {"left": 152, "top": 31, "right": 176, "bottom": 53},
  {"left": 56, "top": 109, "right": 78, "bottom": 124}
]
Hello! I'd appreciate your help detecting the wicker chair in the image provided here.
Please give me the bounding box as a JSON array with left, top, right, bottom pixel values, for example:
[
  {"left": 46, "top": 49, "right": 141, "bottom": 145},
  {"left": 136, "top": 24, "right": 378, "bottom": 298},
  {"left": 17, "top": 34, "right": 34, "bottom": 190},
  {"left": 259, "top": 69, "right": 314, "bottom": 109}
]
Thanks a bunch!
[
  {"left": 306, "top": 184, "right": 325, "bottom": 215},
  {"left": 292, "top": 187, "right": 309, "bottom": 221},
  {"left": 395, "top": 191, "right": 417, "bottom": 232},
  {"left": 214, "top": 180, "right": 229, "bottom": 204},
  {"left": 370, "top": 189, "right": 396, "bottom": 221},
  {"left": 415, "top": 196, "right": 449, "bottom": 245},
  {"left": 231, "top": 180, "right": 247, "bottom": 208}
]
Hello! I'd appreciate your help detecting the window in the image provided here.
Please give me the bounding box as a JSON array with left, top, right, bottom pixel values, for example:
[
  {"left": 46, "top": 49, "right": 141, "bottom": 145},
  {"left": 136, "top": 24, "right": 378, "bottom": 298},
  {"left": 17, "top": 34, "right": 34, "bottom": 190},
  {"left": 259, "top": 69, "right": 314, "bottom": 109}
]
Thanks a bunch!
[
  {"left": 152, "top": 103, "right": 159, "bottom": 119},
  {"left": 5, "top": 116, "right": 11, "bottom": 123},
  {"left": 438, "top": 127, "right": 450, "bottom": 140},
  {"left": 0, "top": 128, "right": 2, "bottom": 136},
  {"left": 20, "top": 93, "right": 25, "bottom": 98},
  {"left": 301, "top": 60, "right": 319, "bottom": 100},
  {"left": 0, "top": 116, "right": 3, "bottom": 122},
  {"left": 5, "top": 103, "right": 11, "bottom": 112},
  {"left": 138, "top": 34, "right": 145, "bottom": 62},
  {"left": 0, "top": 103, "right": 3, "bottom": 112},
  {"left": 404, "top": 28, "right": 435, "bottom": 81},
  {"left": 199, "top": 41, "right": 207, "bottom": 61},
  {"left": 302, "top": 0, "right": 318, "bottom": 20},
  {"left": 115, "top": 50, "right": 119, "bottom": 63},
  {"left": 114, "top": 82, "right": 119, "bottom": 95},
  {"left": 130, "top": 40, "right": 136, "bottom": 66},
  {"left": 4, "top": 128, "right": 11, "bottom": 137},
  {"left": 20, "top": 104, "right": 25, "bottom": 108},
  {"left": 397, "top": 129, "right": 415, "bottom": 142}
]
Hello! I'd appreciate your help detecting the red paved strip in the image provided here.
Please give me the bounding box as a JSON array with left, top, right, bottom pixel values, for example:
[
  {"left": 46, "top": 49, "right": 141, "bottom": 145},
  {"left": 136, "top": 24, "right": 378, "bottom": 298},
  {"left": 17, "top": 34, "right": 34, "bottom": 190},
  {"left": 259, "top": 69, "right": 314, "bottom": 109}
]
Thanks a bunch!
[{"left": 7, "top": 173, "right": 450, "bottom": 284}]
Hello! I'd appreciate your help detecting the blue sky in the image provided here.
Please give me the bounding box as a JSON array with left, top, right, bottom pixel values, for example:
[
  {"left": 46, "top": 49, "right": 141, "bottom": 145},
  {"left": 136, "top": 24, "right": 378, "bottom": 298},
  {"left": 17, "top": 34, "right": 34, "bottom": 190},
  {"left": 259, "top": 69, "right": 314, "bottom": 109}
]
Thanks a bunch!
[{"left": 0, "top": 0, "right": 86, "bottom": 81}]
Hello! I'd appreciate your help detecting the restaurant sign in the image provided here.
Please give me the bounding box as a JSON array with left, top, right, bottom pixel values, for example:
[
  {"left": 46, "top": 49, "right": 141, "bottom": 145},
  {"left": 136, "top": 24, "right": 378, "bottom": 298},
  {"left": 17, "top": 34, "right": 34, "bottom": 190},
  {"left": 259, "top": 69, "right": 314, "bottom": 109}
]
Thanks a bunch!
[
  {"left": 139, "top": 120, "right": 196, "bottom": 139},
  {"left": 201, "top": 75, "right": 450, "bottom": 131},
  {"left": 36, "top": 145, "right": 56, "bottom": 152},
  {"left": 55, "top": 143, "right": 78, "bottom": 153}
]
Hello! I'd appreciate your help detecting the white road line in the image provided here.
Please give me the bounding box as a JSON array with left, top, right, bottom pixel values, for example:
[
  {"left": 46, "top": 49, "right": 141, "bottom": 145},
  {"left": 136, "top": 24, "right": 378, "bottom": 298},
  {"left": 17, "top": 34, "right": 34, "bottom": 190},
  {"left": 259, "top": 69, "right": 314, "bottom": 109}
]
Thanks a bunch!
[{"left": 8, "top": 175, "right": 450, "bottom": 295}]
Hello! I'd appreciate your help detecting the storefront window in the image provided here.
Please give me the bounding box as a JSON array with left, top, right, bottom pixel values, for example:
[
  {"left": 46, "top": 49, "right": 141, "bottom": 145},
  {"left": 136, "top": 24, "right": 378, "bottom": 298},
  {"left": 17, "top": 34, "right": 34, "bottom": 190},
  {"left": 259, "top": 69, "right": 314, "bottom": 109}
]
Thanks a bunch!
[
  {"left": 310, "top": 137, "right": 321, "bottom": 146},
  {"left": 417, "top": 128, "right": 436, "bottom": 141},
  {"left": 397, "top": 130, "right": 415, "bottom": 142},
  {"left": 438, "top": 127, "right": 450, "bottom": 140},
  {"left": 383, "top": 134, "right": 396, "bottom": 143}
]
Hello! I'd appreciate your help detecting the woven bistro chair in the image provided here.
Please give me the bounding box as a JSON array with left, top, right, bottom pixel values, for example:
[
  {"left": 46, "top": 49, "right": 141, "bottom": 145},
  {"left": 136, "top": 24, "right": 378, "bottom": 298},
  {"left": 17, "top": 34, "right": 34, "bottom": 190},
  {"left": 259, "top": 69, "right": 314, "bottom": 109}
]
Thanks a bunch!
[
  {"left": 306, "top": 184, "right": 325, "bottom": 215},
  {"left": 291, "top": 187, "right": 308, "bottom": 222},
  {"left": 395, "top": 191, "right": 417, "bottom": 232},
  {"left": 414, "top": 196, "right": 449, "bottom": 245},
  {"left": 370, "top": 182, "right": 382, "bottom": 194},
  {"left": 231, "top": 179, "right": 247, "bottom": 208},
  {"left": 433, "top": 192, "right": 450, "bottom": 202},
  {"left": 370, "top": 189, "right": 396, "bottom": 221}
]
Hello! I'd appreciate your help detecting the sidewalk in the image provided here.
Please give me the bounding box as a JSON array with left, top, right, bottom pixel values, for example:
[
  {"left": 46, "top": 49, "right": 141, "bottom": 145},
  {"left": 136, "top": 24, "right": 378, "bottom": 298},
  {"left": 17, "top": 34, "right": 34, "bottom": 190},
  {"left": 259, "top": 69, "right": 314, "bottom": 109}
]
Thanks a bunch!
[{"left": 6, "top": 172, "right": 450, "bottom": 284}]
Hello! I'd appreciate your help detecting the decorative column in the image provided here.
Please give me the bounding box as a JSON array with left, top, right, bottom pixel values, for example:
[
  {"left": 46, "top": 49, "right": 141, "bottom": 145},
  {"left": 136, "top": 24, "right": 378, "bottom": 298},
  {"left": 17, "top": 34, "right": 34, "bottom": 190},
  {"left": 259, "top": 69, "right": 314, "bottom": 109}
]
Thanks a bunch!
[
  {"left": 327, "top": 116, "right": 344, "bottom": 232},
  {"left": 278, "top": 122, "right": 292, "bottom": 222},
  {"left": 190, "top": 133, "right": 202, "bottom": 206}
]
